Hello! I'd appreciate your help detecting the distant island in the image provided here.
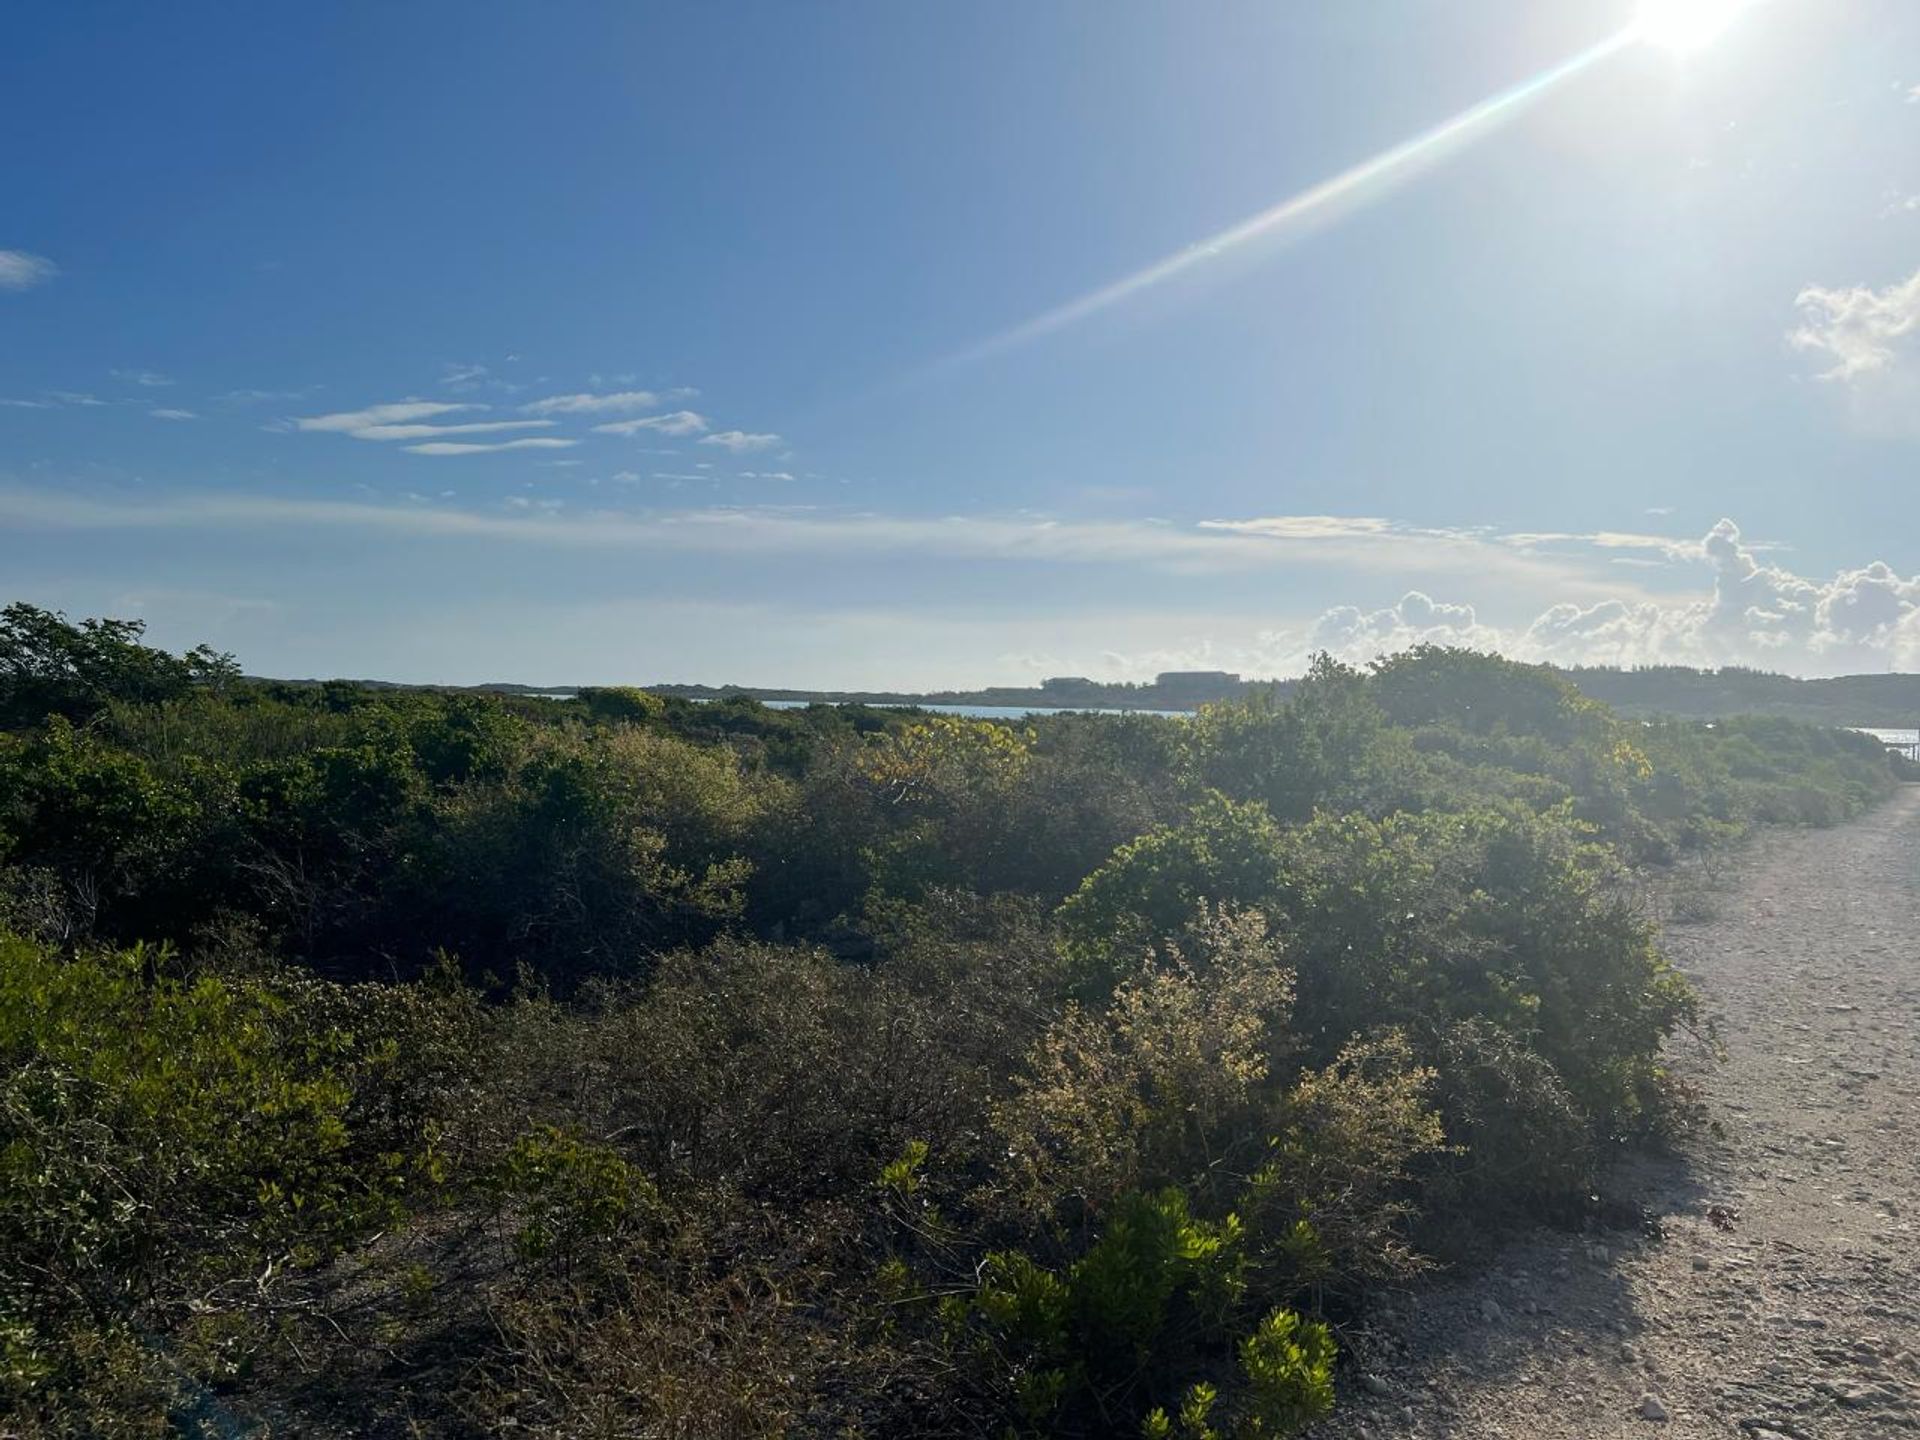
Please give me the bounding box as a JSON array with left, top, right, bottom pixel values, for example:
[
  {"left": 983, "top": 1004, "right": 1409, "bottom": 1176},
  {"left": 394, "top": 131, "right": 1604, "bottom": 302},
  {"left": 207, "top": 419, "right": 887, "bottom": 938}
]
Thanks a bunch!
[{"left": 270, "top": 660, "right": 1920, "bottom": 729}]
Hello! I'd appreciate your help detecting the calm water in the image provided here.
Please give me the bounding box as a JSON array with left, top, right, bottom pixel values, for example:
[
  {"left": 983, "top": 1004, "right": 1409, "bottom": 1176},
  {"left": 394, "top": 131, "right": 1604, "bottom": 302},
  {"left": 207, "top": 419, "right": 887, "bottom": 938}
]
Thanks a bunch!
[
  {"left": 1858, "top": 727, "right": 1920, "bottom": 748},
  {"left": 757, "top": 699, "right": 1190, "bottom": 719}
]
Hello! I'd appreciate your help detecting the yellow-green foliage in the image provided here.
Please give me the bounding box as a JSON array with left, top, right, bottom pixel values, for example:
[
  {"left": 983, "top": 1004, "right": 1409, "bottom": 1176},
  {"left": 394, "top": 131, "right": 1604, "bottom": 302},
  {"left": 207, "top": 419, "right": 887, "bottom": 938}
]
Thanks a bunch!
[
  {"left": 493, "top": 1125, "right": 656, "bottom": 1272},
  {"left": 1248, "top": 1032, "right": 1448, "bottom": 1288},
  {"left": 964, "top": 1188, "right": 1251, "bottom": 1431},
  {"left": 991, "top": 906, "right": 1293, "bottom": 1220},
  {"left": 0, "top": 932, "right": 440, "bottom": 1423},
  {"left": 1235, "top": 1306, "right": 1337, "bottom": 1435}
]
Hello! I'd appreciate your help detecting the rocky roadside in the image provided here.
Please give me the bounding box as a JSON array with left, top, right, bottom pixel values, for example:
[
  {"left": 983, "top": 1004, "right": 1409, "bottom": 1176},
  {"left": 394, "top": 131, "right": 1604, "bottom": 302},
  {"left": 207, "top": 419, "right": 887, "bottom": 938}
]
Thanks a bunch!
[{"left": 1311, "top": 784, "right": 1920, "bottom": 1440}]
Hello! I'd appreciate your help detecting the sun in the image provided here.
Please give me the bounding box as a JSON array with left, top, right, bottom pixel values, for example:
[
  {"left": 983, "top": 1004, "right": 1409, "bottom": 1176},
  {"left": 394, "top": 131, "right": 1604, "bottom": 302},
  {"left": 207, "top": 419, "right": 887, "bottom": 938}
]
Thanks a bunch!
[{"left": 1635, "top": 0, "right": 1752, "bottom": 52}]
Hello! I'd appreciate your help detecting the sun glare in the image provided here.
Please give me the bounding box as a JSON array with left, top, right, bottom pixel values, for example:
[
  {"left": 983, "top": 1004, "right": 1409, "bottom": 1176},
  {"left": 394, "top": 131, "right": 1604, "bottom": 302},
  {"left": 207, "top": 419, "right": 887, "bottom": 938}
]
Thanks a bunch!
[{"left": 1636, "top": 0, "right": 1751, "bottom": 52}]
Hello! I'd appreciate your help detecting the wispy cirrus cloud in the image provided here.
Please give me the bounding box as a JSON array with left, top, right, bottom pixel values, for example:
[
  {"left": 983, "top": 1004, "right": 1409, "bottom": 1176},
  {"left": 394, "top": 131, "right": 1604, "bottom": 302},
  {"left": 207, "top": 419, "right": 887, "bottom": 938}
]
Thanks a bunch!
[
  {"left": 1199, "top": 515, "right": 1396, "bottom": 540},
  {"left": 112, "top": 368, "right": 173, "bottom": 388},
  {"left": 0, "top": 251, "right": 57, "bottom": 290},
  {"left": 356, "top": 420, "right": 555, "bottom": 441},
  {"left": 593, "top": 410, "right": 709, "bottom": 438},
  {"left": 699, "top": 429, "right": 781, "bottom": 453},
  {"left": 0, "top": 493, "right": 1642, "bottom": 599},
  {"left": 524, "top": 391, "right": 664, "bottom": 416},
  {"left": 293, "top": 400, "right": 557, "bottom": 446},
  {"left": 216, "top": 387, "right": 319, "bottom": 405},
  {"left": 149, "top": 408, "right": 197, "bottom": 421},
  {"left": 403, "top": 437, "right": 579, "bottom": 456},
  {"left": 295, "top": 401, "right": 475, "bottom": 434},
  {"left": 1496, "top": 529, "right": 1692, "bottom": 557}
]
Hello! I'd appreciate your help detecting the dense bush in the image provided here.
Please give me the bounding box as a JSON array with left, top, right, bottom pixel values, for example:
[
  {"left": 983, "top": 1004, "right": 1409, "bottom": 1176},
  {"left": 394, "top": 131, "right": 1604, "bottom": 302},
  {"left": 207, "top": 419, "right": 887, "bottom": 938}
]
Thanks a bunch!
[{"left": 0, "top": 610, "right": 1905, "bottom": 1435}]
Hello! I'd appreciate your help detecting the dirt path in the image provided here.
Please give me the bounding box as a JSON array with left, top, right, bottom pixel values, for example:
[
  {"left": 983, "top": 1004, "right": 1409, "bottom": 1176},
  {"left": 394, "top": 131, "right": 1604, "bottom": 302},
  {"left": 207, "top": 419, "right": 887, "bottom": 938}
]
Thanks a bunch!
[{"left": 1316, "top": 785, "right": 1920, "bottom": 1440}]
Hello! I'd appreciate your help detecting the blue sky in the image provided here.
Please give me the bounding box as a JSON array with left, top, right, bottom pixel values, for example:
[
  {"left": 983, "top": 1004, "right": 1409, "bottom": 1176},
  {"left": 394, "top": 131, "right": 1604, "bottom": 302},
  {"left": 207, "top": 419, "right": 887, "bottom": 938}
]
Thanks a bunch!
[{"left": 5, "top": 0, "right": 1920, "bottom": 685}]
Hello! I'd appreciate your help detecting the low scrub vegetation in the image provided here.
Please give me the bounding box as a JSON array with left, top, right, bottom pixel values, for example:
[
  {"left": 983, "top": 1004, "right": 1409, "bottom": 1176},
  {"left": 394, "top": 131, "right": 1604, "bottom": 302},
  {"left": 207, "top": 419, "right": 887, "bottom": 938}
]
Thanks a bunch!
[{"left": 0, "top": 602, "right": 1902, "bottom": 1435}]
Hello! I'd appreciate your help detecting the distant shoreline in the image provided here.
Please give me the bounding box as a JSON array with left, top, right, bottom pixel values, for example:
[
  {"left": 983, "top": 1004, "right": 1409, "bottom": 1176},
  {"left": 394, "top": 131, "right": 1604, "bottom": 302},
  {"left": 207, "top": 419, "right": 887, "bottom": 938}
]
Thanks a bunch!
[{"left": 246, "top": 664, "right": 1920, "bottom": 729}]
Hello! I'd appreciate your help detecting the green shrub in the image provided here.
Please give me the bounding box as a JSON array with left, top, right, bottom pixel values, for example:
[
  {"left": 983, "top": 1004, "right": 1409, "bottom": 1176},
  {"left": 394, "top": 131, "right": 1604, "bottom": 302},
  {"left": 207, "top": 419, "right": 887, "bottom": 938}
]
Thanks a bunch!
[
  {"left": 989, "top": 906, "right": 1292, "bottom": 1222},
  {"left": 0, "top": 932, "right": 441, "bottom": 1427},
  {"left": 963, "top": 1188, "right": 1254, "bottom": 1431},
  {"left": 493, "top": 1126, "right": 657, "bottom": 1273},
  {"left": 577, "top": 684, "right": 666, "bottom": 723}
]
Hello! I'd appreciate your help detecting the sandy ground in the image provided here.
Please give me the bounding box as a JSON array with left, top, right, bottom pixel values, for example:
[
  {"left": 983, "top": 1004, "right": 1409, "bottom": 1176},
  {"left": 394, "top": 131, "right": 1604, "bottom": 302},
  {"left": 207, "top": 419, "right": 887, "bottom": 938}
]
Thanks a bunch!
[{"left": 1312, "top": 784, "right": 1920, "bottom": 1440}]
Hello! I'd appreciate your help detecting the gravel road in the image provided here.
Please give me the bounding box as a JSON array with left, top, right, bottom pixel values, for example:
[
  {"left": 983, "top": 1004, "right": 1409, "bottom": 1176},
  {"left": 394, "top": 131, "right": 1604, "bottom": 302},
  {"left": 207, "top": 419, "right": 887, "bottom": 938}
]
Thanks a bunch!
[{"left": 1314, "top": 784, "right": 1920, "bottom": 1439}]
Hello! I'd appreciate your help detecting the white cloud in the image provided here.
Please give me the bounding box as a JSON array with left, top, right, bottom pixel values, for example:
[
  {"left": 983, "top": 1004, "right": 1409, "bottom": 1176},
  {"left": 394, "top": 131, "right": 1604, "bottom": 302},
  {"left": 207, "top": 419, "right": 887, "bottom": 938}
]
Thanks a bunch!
[
  {"left": 0, "top": 251, "right": 57, "bottom": 290},
  {"left": 1498, "top": 529, "right": 1690, "bottom": 557},
  {"left": 1201, "top": 515, "right": 1395, "bottom": 540},
  {"left": 216, "top": 387, "right": 316, "bottom": 404},
  {"left": 112, "top": 368, "right": 173, "bottom": 387},
  {"left": 46, "top": 391, "right": 106, "bottom": 407},
  {"left": 149, "top": 408, "right": 197, "bottom": 421},
  {"left": 700, "top": 430, "right": 782, "bottom": 453},
  {"left": 10, "top": 494, "right": 1914, "bottom": 673},
  {"left": 740, "top": 471, "right": 795, "bottom": 481},
  {"left": 1309, "top": 590, "right": 1501, "bottom": 658},
  {"left": 593, "top": 410, "right": 709, "bottom": 437},
  {"left": 290, "top": 401, "right": 558, "bottom": 444},
  {"left": 0, "top": 492, "right": 1634, "bottom": 594},
  {"left": 295, "top": 401, "right": 476, "bottom": 434},
  {"left": 524, "top": 390, "right": 663, "bottom": 415},
  {"left": 441, "top": 362, "right": 490, "bottom": 389},
  {"left": 403, "top": 438, "right": 580, "bottom": 456},
  {"left": 354, "top": 420, "right": 555, "bottom": 441},
  {"left": 1309, "top": 518, "right": 1920, "bottom": 674},
  {"left": 1, "top": 398, "right": 53, "bottom": 409},
  {"left": 1791, "top": 266, "right": 1920, "bottom": 380}
]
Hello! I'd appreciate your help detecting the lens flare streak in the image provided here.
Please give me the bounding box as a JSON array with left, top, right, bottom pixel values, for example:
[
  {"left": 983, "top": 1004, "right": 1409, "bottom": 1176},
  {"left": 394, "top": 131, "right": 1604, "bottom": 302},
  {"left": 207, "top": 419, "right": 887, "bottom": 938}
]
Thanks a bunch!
[{"left": 943, "top": 29, "right": 1636, "bottom": 370}]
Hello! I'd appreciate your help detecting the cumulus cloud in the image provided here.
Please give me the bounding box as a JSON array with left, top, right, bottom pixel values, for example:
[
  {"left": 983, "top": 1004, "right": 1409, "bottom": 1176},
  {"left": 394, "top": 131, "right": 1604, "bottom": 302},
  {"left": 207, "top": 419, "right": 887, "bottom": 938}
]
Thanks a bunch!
[
  {"left": 524, "top": 391, "right": 663, "bottom": 415},
  {"left": 593, "top": 410, "right": 709, "bottom": 437},
  {"left": 1309, "top": 590, "right": 1500, "bottom": 657},
  {"left": 700, "top": 430, "right": 781, "bottom": 453},
  {"left": 0, "top": 251, "right": 57, "bottom": 290},
  {"left": 1310, "top": 518, "right": 1920, "bottom": 674},
  {"left": 1791, "top": 266, "right": 1920, "bottom": 380}
]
